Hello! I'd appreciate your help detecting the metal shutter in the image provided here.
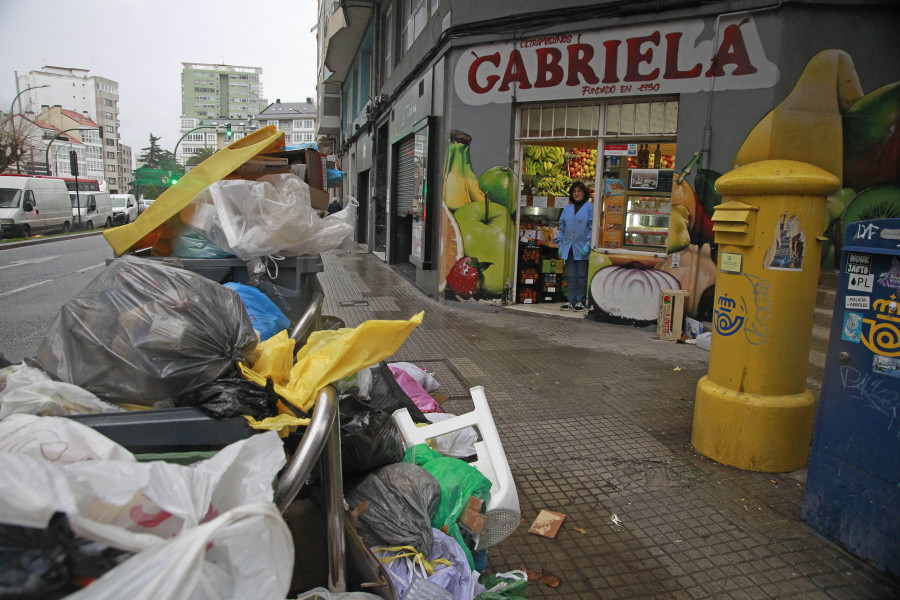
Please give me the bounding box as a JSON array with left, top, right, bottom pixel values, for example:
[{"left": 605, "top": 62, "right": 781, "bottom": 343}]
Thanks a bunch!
[{"left": 394, "top": 135, "right": 416, "bottom": 217}]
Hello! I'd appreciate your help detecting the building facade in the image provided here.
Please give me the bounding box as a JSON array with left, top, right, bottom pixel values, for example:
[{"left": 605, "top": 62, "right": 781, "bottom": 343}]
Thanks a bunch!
[
  {"left": 177, "top": 63, "right": 268, "bottom": 164},
  {"left": 36, "top": 107, "right": 103, "bottom": 181},
  {"left": 18, "top": 67, "right": 127, "bottom": 192},
  {"left": 318, "top": 0, "right": 900, "bottom": 314},
  {"left": 257, "top": 98, "right": 318, "bottom": 148}
]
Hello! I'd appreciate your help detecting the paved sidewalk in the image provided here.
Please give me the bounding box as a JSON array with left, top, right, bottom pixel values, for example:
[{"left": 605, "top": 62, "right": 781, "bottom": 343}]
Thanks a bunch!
[{"left": 320, "top": 246, "right": 899, "bottom": 600}]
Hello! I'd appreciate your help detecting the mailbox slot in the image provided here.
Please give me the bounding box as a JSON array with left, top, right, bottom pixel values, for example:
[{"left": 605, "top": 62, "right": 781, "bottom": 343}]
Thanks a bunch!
[{"left": 712, "top": 200, "right": 758, "bottom": 246}]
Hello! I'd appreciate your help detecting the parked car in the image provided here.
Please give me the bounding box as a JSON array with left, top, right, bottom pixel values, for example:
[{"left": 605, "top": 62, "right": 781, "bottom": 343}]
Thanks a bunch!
[
  {"left": 138, "top": 198, "right": 154, "bottom": 214},
  {"left": 110, "top": 194, "right": 139, "bottom": 224},
  {"left": 70, "top": 191, "right": 114, "bottom": 230},
  {"left": 0, "top": 176, "right": 72, "bottom": 238}
]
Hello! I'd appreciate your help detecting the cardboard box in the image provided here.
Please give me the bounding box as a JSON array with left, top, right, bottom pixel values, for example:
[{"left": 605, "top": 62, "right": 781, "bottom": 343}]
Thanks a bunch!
[
  {"left": 529, "top": 510, "right": 566, "bottom": 538},
  {"left": 305, "top": 149, "right": 327, "bottom": 192},
  {"left": 657, "top": 289, "right": 689, "bottom": 340}
]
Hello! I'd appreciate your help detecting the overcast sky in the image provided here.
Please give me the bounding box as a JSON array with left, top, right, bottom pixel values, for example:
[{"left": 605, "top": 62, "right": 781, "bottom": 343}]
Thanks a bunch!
[{"left": 0, "top": 0, "right": 318, "bottom": 157}]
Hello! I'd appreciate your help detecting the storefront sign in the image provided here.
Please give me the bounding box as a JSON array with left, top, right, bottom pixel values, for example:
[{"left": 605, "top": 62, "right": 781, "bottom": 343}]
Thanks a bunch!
[
  {"left": 604, "top": 144, "right": 636, "bottom": 156},
  {"left": 455, "top": 16, "right": 778, "bottom": 105}
]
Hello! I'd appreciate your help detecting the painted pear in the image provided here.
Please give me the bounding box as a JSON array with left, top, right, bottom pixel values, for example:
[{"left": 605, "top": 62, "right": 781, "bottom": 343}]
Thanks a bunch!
[
  {"left": 443, "top": 130, "right": 485, "bottom": 212},
  {"left": 733, "top": 49, "right": 863, "bottom": 181}
]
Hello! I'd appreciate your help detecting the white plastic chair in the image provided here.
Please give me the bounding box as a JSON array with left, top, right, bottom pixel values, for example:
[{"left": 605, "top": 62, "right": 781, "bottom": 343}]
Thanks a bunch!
[{"left": 391, "top": 386, "right": 521, "bottom": 550}]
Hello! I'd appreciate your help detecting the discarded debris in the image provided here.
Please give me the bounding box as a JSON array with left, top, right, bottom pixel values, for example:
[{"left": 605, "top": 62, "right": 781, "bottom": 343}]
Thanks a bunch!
[
  {"left": 528, "top": 510, "right": 566, "bottom": 538},
  {"left": 540, "top": 571, "right": 561, "bottom": 588},
  {"left": 573, "top": 526, "right": 587, "bottom": 534},
  {"left": 673, "top": 366, "right": 682, "bottom": 371}
]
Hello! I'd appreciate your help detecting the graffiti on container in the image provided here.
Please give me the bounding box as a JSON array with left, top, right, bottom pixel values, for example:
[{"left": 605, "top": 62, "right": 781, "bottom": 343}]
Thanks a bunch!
[
  {"left": 840, "top": 365, "right": 900, "bottom": 432},
  {"left": 853, "top": 222, "right": 880, "bottom": 241},
  {"left": 714, "top": 293, "right": 745, "bottom": 336},
  {"left": 742, "top": 273, "right": 771, "bottom": 345}
]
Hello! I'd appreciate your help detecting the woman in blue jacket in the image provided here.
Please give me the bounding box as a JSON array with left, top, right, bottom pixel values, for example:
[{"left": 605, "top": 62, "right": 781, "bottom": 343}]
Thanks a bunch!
[{"left": 556, "top": 181, "right": 593, "bottom": 311}]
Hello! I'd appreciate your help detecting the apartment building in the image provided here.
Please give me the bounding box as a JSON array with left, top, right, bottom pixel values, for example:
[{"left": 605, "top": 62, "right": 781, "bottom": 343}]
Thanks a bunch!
[
  {"left": 177, "top": 63, "right": 267, "bottom": 164},
  {"left": 35, "top": 107, "right": 102, "bottom": 180},
  {"left": 257, "top": 98, "right": 318, "bottom": 147},
  {"left": 18, "top": 66, "right": 126, "bottom": 192}
]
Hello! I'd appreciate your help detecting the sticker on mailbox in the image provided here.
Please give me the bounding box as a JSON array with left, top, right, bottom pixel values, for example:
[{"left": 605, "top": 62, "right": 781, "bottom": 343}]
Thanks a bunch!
[
  {"left": 873, "top": 355, "right": 900, "bottom": 379},
  {"left": 848, "top": 274, "right": 874, "bottom": 293},
  {"left": 842, "top": 311, "right": 863, "bottom": 343},
  {"left": 845, "top": 295, "right": 870, "bottom": 310},
  {"left": 845, "top": 253, "right": 871, "bottom": 275},
  {"left": 764, "top": 213, "right": 804, "bottom": 271}
]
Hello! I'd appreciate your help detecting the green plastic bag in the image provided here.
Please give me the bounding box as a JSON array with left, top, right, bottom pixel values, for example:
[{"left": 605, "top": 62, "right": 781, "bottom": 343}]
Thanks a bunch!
[
  {"left": 403, "top": 444, "right": 491, "bottom": 568},
  {"left": 475, "top": 572, "right": 529, "bottom": 599}
]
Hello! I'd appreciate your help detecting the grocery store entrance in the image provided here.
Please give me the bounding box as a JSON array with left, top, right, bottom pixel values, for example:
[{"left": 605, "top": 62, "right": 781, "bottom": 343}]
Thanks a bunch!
[{"left": 511, "top": 98, "right": 679, "bottom": 314}]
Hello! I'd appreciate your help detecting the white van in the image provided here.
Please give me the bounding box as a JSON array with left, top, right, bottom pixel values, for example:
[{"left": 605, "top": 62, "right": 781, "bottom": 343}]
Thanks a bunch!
[
  {"left": 0, "top": 176, "right": 72, "bottom": 238},
  {"left": 110, "top": 194, "right": 139, "bottom": 224},
  {"left": 70, "top": 191, "right": 114, "bottom": 230}
]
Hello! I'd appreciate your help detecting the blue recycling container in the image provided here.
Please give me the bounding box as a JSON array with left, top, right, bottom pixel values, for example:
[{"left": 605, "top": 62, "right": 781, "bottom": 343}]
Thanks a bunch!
[{"left": 802, "top": 218, "right": 900, "bottom": 576}]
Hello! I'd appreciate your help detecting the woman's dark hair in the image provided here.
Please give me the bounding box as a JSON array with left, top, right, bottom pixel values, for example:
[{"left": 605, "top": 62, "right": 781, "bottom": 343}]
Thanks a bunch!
[{"left": 568, "top": 181, "right": 590, "bottom": 203}]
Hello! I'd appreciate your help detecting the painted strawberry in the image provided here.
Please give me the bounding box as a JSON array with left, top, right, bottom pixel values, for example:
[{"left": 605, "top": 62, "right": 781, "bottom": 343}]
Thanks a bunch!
[{"left": 446, "top": 256, "right": 492, "bottom": 298}]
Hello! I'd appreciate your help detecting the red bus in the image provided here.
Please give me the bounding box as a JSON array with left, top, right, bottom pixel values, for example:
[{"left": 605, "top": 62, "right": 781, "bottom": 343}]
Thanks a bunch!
[{"left": 0, "top": 174, "right": 102, "bottom": 192}]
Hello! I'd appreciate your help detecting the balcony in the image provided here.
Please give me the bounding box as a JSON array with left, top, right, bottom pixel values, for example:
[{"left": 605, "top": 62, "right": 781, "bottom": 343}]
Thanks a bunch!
[{"left": 322, "top": 1, "right": 374, "bottom": 83}]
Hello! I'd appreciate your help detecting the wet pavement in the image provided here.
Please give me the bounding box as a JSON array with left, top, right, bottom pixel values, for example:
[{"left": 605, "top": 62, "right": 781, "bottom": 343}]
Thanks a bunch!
[{"left": 320, "top": 245, "right": 899, "bottom": 600}]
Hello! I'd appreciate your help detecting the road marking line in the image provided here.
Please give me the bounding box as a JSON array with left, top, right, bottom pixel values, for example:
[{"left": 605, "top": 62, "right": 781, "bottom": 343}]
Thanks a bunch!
[
  {"left": 0, "top": 279, "right": 53, "bottom": 298},
  {"left": 76, "top": 263, "right": 105, "bottom": 273},
  {"left": 0, "top": 255, "right": 59, "bottom": 271}
]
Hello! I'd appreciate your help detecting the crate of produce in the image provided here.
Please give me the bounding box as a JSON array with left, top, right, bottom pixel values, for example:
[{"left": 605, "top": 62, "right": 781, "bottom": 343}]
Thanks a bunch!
[
  {"left": 519, "top": 267, "right": 540, "bottom": 285},
  {"left": 518, "top": 286, "right": 538, "bottom": 304},
  {"left": 520, "top": 244, "right": 541, "bottom": 265}
]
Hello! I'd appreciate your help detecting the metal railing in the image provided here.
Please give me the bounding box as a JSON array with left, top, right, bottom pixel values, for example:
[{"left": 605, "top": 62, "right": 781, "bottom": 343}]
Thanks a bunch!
[{"left": 274, "top": 385, "right": 346, "bottom": 592}]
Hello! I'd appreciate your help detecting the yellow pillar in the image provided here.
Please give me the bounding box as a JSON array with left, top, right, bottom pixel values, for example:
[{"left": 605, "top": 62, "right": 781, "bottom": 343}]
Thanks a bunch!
[{"left": 692, "top": 160, "right": 840, "bottom": 472}]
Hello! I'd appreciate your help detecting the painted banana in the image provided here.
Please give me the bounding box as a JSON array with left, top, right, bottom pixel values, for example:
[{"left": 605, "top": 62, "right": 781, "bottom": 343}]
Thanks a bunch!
[
  {"left": 444, "top": 130, "right": 485, "bottom": 211},
  {"left": 733, "top": 49, "right": 863, "bottom": 181}
]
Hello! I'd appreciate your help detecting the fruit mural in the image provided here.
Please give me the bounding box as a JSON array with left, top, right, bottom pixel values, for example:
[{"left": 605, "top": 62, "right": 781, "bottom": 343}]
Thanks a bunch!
[
  {"left": 733, "top": 49, "right": 900, "bottom": 268},
  {"left": 440, "top": 130, "right": 517, "bottom": 303}
]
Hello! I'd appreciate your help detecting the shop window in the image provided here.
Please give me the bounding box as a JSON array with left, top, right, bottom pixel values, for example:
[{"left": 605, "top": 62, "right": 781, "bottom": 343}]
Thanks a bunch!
[
  {"left": 605, "top": 98, "right": 678, "bottom": 137},
  {"left": 519, "top": 102, "right": 603, "bottom": 139}
]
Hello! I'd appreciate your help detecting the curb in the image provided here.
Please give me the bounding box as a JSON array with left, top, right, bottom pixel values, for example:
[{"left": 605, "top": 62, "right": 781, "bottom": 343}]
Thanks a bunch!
[{"left": 0, "top": 230, "right": 106, "bottom": 251}]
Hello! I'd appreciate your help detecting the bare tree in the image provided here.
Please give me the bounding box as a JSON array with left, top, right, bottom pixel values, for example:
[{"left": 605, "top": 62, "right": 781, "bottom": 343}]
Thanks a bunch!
[{"left": 0, "top": 112, "right": 41, "bottom": 174}]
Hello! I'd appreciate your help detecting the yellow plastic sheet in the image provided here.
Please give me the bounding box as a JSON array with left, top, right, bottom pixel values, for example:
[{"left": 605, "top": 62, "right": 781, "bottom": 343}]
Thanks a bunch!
[
  {"left": 244, "top": 413, "right": 310, "bottom": 436},
  {"left": 242, "top": 311, "right": 424, "bottom": 423},
  {"left": 103, "top": 126, "right": 285, "bottom": 256},
  {"left": 248, "top": 330, "right": 295, "bottom": 386}
]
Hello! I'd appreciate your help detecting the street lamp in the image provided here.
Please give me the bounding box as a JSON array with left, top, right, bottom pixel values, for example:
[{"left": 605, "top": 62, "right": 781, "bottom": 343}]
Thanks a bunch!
[
  {"left": 173, "top": 125, "right": 226, "bottom": 164},
  {"left": 44, "top": 127, "right": 103, "bottom": 175},
  {"left": 7, "top": 84, "right": 49, "bottom": 173}
]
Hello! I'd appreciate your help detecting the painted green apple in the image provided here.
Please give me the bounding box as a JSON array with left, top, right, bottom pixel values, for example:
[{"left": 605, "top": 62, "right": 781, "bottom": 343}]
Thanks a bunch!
[
  {"left": 826, "top": 188, "right": 855, "bottom": 225},
  {"left": 478, "top": 167, "right": 518, "bottom": 216},
  {"left": 454, "top": 200, "right": 515, "bottom": 295},
  {"left": 588, "top": 250, "right": 614, "bottom": 292},
  {"left": 843, "top": 81, "right": 900, "bottom": 189}
]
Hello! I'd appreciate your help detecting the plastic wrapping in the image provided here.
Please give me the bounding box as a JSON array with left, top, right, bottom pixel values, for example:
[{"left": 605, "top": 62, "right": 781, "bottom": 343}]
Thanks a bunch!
[
  {"left": 389, "top": 362, "right": 442, "bottom": 393},
  {"left": 182, "top": 174, "right": 354, "bottom": 259},
  {"left": 425, "top": 413, "right": 478, "bottom": 459},
  {"left": 224, "top": 282, "right": 291, "bottom": 341},
  {"left": 369, "top": 362, "right": 429, "bottom": 424},
  {"left": 0, "top": 363, "right": 123, "bottom": 419},
  {"left": 390, "top": 366, "right": 443, "bottom": 413},
  {"left": 171, "top": 227, "right": 234, "bottom": 259},
  {"left": 346, "top": 462, "right": 441, "bottom": 556},
  {"left": 35, "top": 255, "right": 258, "bottom": 407}
]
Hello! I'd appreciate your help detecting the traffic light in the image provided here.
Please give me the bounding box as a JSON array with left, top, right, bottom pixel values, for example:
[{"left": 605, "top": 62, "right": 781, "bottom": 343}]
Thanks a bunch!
[
  {"left": 225, "top": 124, "right": 233, "bottom": 140},
  {"left": 171, "top": 178, "right": 178, "bottom": 186}
]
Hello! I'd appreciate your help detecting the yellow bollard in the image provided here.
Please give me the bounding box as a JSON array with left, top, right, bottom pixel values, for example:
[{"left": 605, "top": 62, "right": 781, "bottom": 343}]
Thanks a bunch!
[{"left": 692, "top": 160, "right": 840, "bottom": 472}]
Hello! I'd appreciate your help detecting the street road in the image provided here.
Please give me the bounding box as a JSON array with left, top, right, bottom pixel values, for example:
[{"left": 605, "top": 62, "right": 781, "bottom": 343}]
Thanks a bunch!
[{"left": 0, "top": 234, "right": 113, "bottom": 362}]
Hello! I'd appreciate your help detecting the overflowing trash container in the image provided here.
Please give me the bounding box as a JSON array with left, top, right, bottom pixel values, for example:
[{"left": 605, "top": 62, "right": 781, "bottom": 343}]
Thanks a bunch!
[{"left": 0, "top": 125, "right": 523, "bottom": 600}]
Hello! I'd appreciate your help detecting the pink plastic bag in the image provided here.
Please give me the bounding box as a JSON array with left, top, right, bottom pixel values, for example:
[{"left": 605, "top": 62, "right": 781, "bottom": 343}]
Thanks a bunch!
[{"left": 389, "top": 366, "right": 443, "bottom": 413}]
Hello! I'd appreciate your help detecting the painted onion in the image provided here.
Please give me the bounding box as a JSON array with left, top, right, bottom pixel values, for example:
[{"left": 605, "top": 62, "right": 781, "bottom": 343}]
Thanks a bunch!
[{"left": 589, "top": 266, "right": 681, "bottom": 323}]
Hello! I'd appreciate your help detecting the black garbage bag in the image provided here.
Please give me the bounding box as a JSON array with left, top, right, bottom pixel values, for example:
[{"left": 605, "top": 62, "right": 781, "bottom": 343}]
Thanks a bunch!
[
  {"left": 346, "top": 462, "right": 441, "bottom": 556},
  {"left": 368, "top": 362, "right": 429, "bottom": 424},
  {"left": 35, "top": 255, "right": 258, "bottom": 407},
  {"left": 0, "top": 513, "right": 131, "bottom": 599},
  {"left": 177, "top": 377, "right": 281, "bottom": 420},
  {"left": 339, "top": 393, "right": 406, "bottom": 480}
]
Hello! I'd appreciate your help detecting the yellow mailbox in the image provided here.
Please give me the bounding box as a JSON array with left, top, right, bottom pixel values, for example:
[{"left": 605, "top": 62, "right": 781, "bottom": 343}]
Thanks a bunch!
[{"left": 692, "top": 160, "right": 840, "bottom": 472}]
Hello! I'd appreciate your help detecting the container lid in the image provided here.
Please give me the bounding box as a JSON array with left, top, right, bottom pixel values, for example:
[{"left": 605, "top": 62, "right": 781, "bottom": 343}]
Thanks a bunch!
[{"left": 715, "top": 160, "right": 841, "bottom": 196}]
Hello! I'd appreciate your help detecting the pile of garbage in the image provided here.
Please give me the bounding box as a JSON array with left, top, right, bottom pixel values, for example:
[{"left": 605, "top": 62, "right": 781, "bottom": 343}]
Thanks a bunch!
[{"left": 0, "top": 127, "right": 524, "bottom": 600}]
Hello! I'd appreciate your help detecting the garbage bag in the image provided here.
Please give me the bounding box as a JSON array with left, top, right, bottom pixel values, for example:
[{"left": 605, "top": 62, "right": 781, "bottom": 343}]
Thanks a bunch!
[
  {"left": 369, "top": 362, "right": 429, "bottom": 424},
  {"left": 63, "top": 502, "right": 292, "bottom": 600},
  {"left": 176, "top": 377, "right": 281, "bottom": 420},
  {"left": 373, "top": 527, "right": 482, "bottom": 600},
  {"left": 0, "top": 415, "right": 285, "bottom": 541},
  {"left": 389, "top": 362, "right": 442, "bottom": 392},
  {"left": 425, "top": 412, "right": 479, "bottom": 459},
  {"left": 35, "top": 255, "right": 258, "bottom": 407},
  {"left": 404, "top": 444, "right": 492, "bottom": 569},
  {"left": 0, "top": 514, "right": 131, "bottom": 598},
  {"left": 171, "top": 226, "right": 234, "bottom": 259},
  {"left": 390, "top": 366, "right": 443, "bottom": 413},
  {"left": 296, "top": 588, "right": 384, "bottom": 600},
  {"left": 0, "top": 363, "right": 123, "bottom": 419},
  {"left": 346, "top": 462, "right": 441, "bottom": 556},
  {"left": 475, "top": 571, "right": 529, "bottom": 599},
  {"left": 181, "top": 174, "right": 353, "bottom": 260},
  {"left": 241, "top": 312, "right": 423, "bottom": 415},
  {"left": 339, "top": 392, "right": 406, "bottom": 480},
  {"left": 224, "top": 282, "right": 291, "bottom": 341}
]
